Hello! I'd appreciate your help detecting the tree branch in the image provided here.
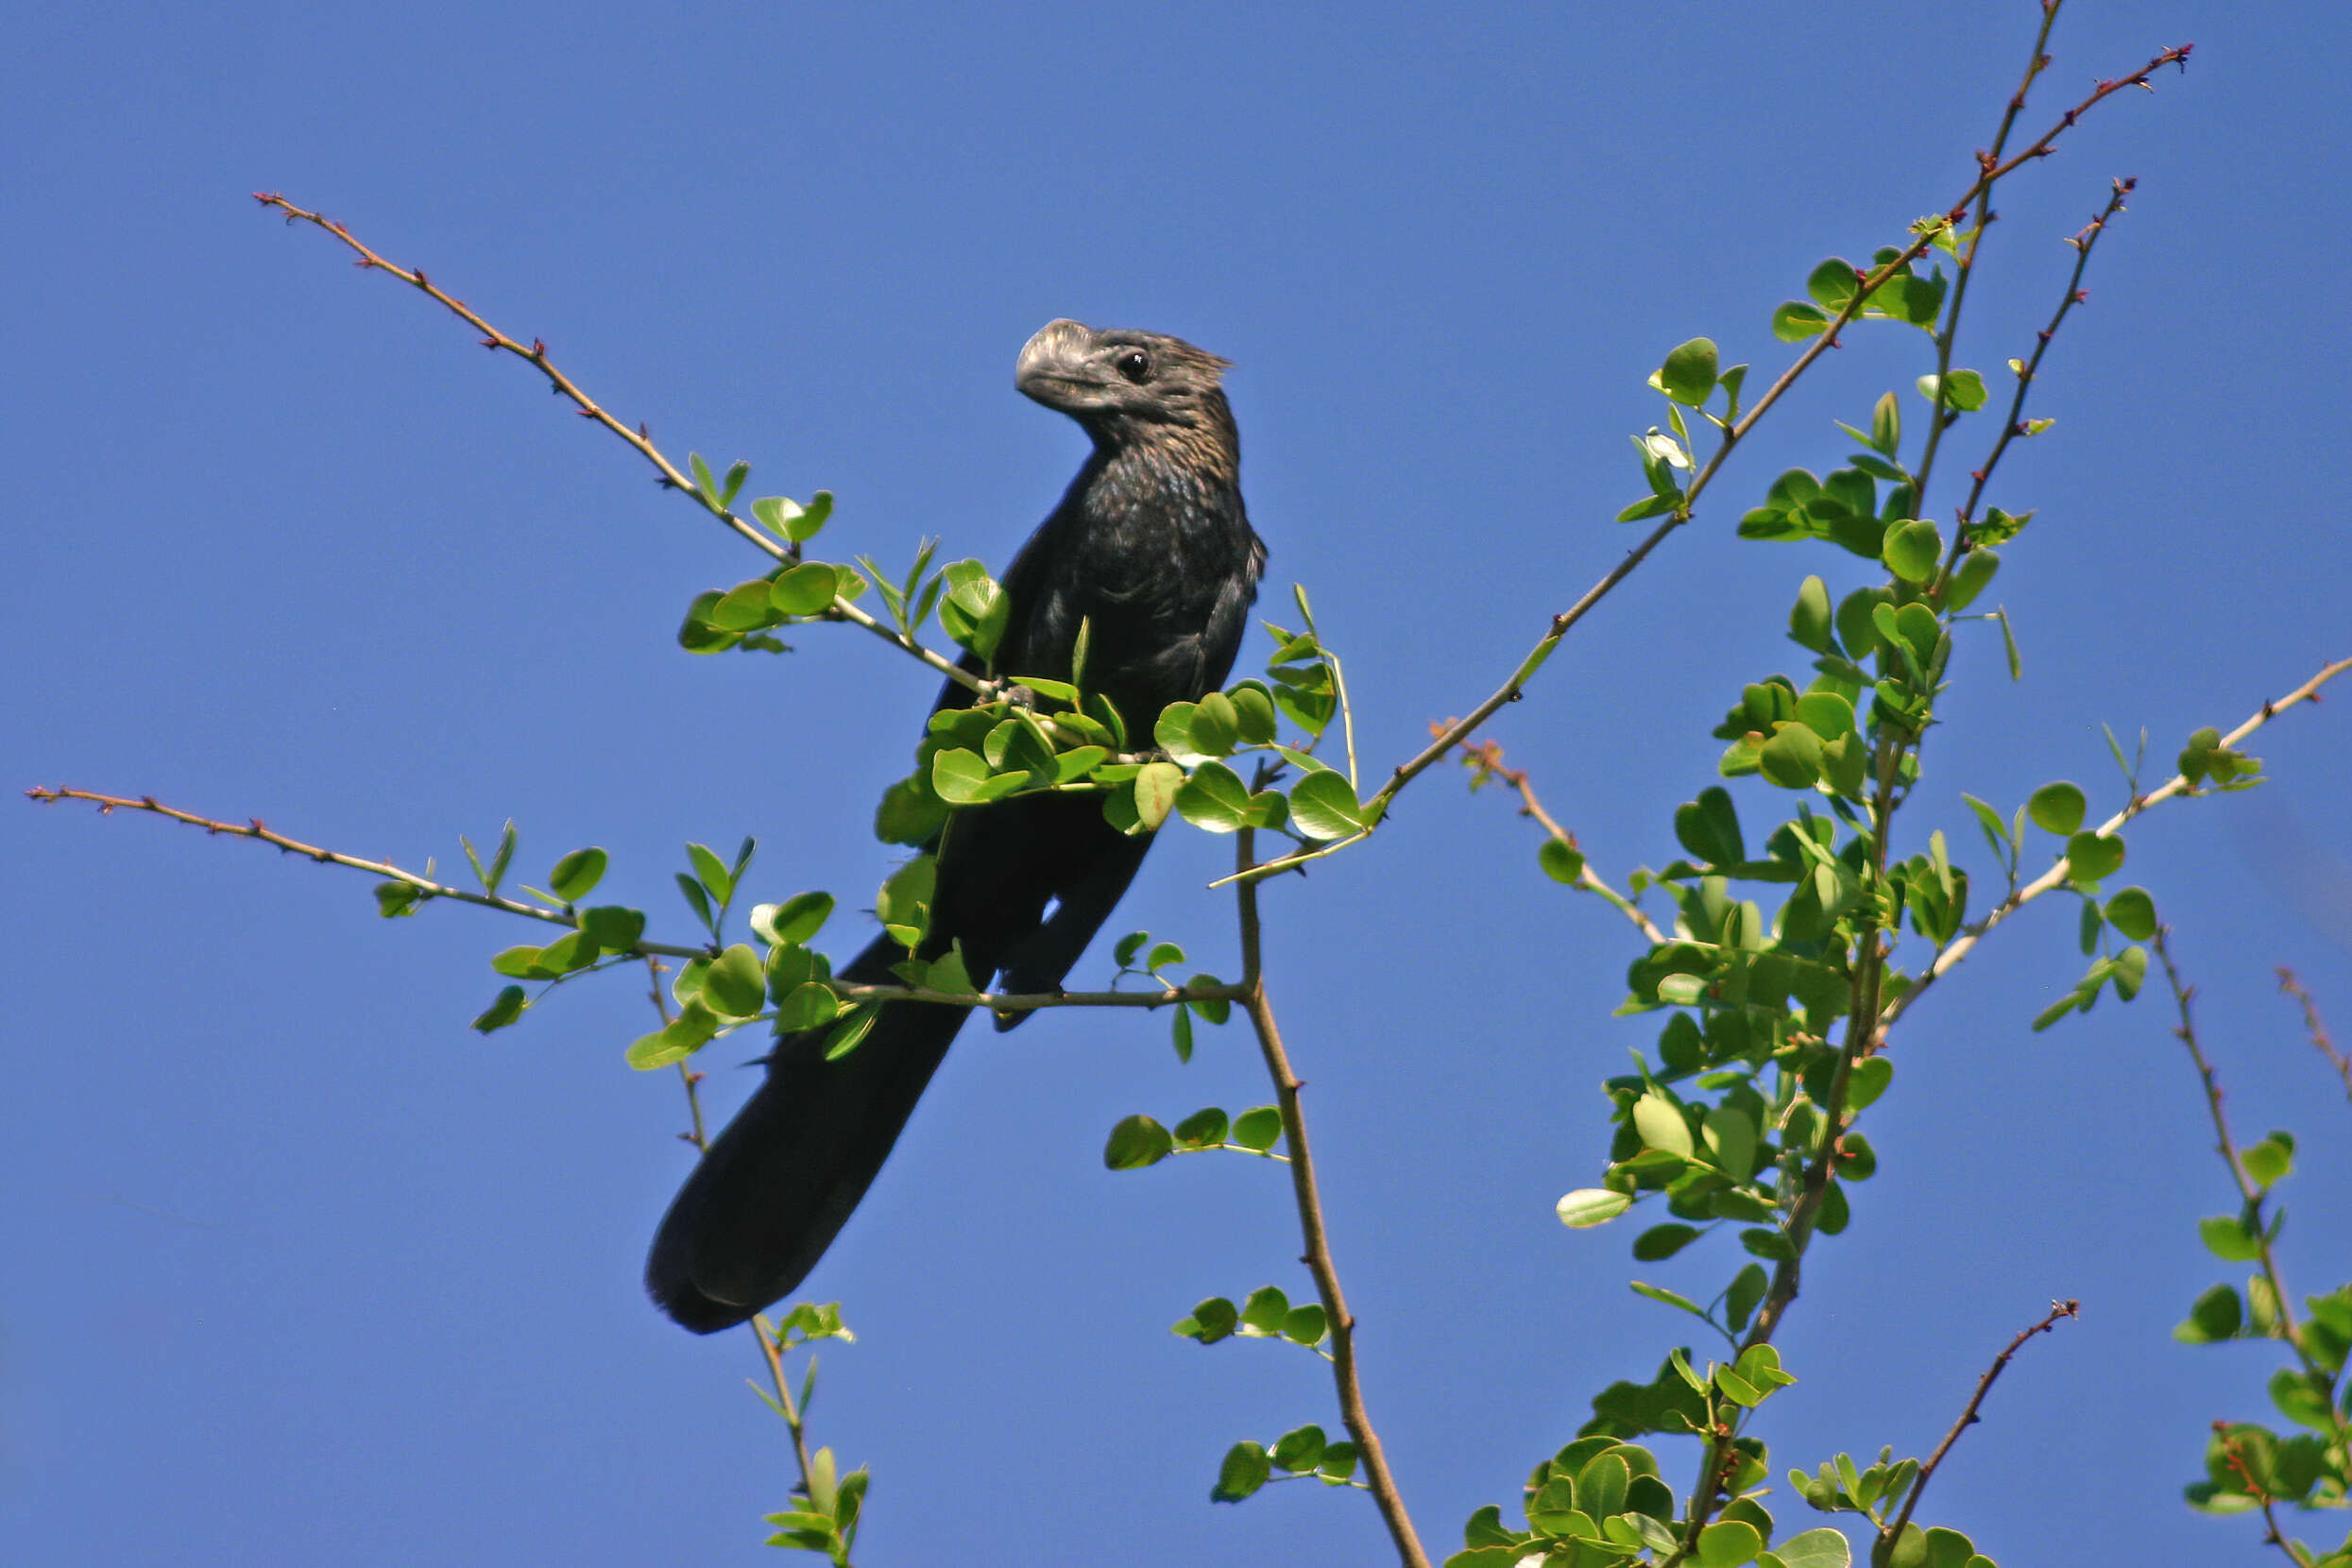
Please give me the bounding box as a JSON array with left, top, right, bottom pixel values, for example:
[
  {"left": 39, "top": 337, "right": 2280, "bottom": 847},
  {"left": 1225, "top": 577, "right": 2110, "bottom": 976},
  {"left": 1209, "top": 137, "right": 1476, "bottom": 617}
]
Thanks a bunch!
[
  {"left": 2278, "top": 968, "right": 2351, "bottom": 1102},
  {"left": 1253, "top": 32, "right": 2193, "bottom": 889},
  {"left": 1234, "top": 827, "right": 1428, "bottom": 1568},
  {"left": 24, "top": 784, "right": 710, "bottom": 957},
  {"left": 1876, "top": 1299, "right": 2079, "bottom": 1560},
  {"left": 250, "top": 192, "right": 986, "bottom": 697},
  {"left": 1884, "top": 655, "right": 2352, "bottom": 1030},
  {"left": 1443, "top": 730, "right": 1669, "bottom": 946}
]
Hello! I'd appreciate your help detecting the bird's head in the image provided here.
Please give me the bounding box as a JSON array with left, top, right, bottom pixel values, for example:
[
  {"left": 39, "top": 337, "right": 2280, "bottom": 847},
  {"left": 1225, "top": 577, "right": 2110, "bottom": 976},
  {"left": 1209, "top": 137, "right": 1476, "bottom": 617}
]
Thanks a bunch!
[{"left": 1014, "top": 319, "right": 1235, "bottom": 451}]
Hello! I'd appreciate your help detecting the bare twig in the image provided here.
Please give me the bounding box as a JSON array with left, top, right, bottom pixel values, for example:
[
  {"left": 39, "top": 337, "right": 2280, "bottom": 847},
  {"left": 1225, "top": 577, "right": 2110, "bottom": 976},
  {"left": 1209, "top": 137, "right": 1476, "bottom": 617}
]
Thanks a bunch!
[
  {"left": 1945, "top": 176, "right": 2135, "bottom": 565},
  {"left": 1886, "top": 656, "right": 2352, "bottom": 1030},
  {"left": 1234, "top": 826, "right": 1428, "bottom": 1568},
  {"left": 1876, "top": 1299, "right": 2079, "bottom": 1559},
  {"left": 1444, "top": 730, "right": 1669, "bottom": 946},
  {"left": 251, "top": 192, "right": 986, "bottom": 698},
  {"left": 645, "top": 954, "right": 707, "bottom": 1150},
  {"left": 2278, "top": 969, "right": 2351, "bottom": 1100}
]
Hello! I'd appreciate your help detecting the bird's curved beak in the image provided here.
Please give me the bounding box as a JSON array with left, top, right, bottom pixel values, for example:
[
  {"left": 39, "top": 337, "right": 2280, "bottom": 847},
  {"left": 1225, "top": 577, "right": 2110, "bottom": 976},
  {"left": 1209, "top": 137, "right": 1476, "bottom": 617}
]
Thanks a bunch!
[{"left": 1016, "top": 318, "right": 1102, "bottom": 409}]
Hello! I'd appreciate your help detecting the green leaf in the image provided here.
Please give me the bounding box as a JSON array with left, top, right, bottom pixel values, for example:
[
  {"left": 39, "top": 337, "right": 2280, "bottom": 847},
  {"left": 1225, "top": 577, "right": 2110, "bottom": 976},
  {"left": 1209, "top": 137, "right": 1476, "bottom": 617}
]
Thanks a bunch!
[
  {"left": 1558, "top": 1188, "right": 1633, "bottom": 1228},
  {"left": 1270, "top": 1423, "right": 1327, "bottom": 1473},
  {"left": 1772, "top": 301, "right": 1830, "bottom": 341},
  {"left": 1845, "top": 1056, "right": 1893, "bottom": 1110},
  {"left": 1704, "top": 1104, "right": 1757, "bottom": 1178},
  {"left": 820, "top": 1002, "right": 879, "bottom": 1060},
  {"left": 1916, "top": 369, "right": 1987, "bottom": 412},
  {"left": 1190, "top": 690, "right": 1240, "bottom": 756},
  {"left": 689, "top": 452, "right": 718, "bottom": 504},
  {"left": 1539, "top": 838, "right": 1586, "bottom": 885},
  {"left": 2065, "top": 830, "right": 2125, "bottom": 883},
  {"left": 2241, "top": 1135, "right": 2293, "bottom": 1191},
  {"left": 1789, "top": 575, "right": 1834, "bottom": 653},
  {"left": 1232, "top": 1106, "right": 1285, "bottom": 1152},
  {"left": 1947, "top": 547, "right": 2000, "bottom": 610},
  {"left": 1175, "top": 760, "right": 1253, "bottom": 833},
  {"left": 2027, "top": 781, "right": 2087, "bottom": 835},
  {"left": 1132, "top": 761, "right": 1185, "bottom": 831},
  {"left": 1212, "top": 1441, "right": 1270, "bottom": 1503},
  {"left": 1660, "top": 338, "right": 1720, "bottom": 406},
  {"left": 1240, "top": 1286, "right": 1290, "bottom": 1333},
  {"left": 876, "top": 856, "right": 934, "bottom": 948},
  {"left": 752, "top": 891, "right": 835, "bottom": 946},
  {"left": 1774, "top": 1527, "right": 1853, "bottom": 1568},
  {"left": 1725, "top": 1263, "right": 1768, "bottom": 1332},
  {"left": 1698, "top": 1519, "right": 1764, "bottom": 1566},
  {"left": 773, "top": 980, "right": 842, "bottom": 1032},
  {"left": 707, "top": 577, "right": 781, "bottom": 632},
  {"left": 1674, "top": 787, "right": 1746, "bottom": 864},
  {"left": 1632, "top": 1092, "right": 1694, "bottom": 1158},
  {"left": 578, "top": 905, "right": 645, "bottom": 951},
  {"left": 1172, "top": 1107, "right": 1229, "bottom": 1148},
  {"left": 1630, "top": 1280, "right": 1706, "bottom": 1318},
  {"left": 1869, "top": 389, "right": 1900, "bottom": 456},
  {"left": 930, "top": 747, "right": 996, "bottom": 806},
  {"left": 470, "top": 984, "right": 529, "bottom": 1033},
  {"left": 1633, "top": 1223, "right": 1702, "bottom": 1261},
  {"left": 936, "top": 559, "right": 1011, "bottom": 660},
  {"left": 1174, "top": 1296, "right": 1238, "bottom": 1343},
  {"left": 1283, "top": 1304, "right": 1329, "bottom": 1345},
  {"left": 1103, "top": 1114, "right": 1173, "bottom": 1169},
  {"left": 1807, "top": 257, "right": 1859, "bottom": 312},
  {"left": 704, "top": 944, "right": 767, "bottom": 1016},
  {"left": 373, "top": 880, "right": 422, "bottom": 917},
  {"left": 2199, "top": 1215, "right": 2263, "bottom": 1263},
  {"left": 2103, "top": 887, "right": 2156, "bottom": 942},
  {"left": 1974, "top": 506, "right": 2034, "bottom": 546},
  {"left": 1759, "top": 722, "right": 1824, "bottom": 790},
  {"left": 548, "top": 847, "right": 607, "bottom": 903},
  {"left": 769, "top": 562, "right": 840, "bottom": 617},
  {"left": 1881, "top": 520, "right": 1942, "bottom": 584},
  {"left": 1289, "top": 769, "right": 1369, "bottom": 841},
  {"left": 687, "top": 842, "right": 733, "bottom": 904}
]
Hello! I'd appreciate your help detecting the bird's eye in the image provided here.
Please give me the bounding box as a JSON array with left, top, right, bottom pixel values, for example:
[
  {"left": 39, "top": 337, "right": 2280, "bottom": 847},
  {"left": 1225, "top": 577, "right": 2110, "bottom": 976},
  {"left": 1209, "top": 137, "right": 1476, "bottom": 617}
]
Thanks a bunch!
[{"left": 1116, "top": 349, "right": 1151, "bottom": 383}]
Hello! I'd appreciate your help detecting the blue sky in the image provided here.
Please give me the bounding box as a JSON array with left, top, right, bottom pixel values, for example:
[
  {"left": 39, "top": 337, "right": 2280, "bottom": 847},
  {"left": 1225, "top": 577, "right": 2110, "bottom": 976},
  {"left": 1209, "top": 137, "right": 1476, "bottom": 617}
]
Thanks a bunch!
[{"left": 7, "top": 3, "right": 2349, "bottom": 1564}]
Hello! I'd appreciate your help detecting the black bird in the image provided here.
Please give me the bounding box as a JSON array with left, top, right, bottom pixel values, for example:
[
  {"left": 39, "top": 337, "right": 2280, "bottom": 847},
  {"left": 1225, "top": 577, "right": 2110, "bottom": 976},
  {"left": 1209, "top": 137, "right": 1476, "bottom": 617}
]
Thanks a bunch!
[{"left": 647, "top": 319, "right": 1267, "bottom": 1332}]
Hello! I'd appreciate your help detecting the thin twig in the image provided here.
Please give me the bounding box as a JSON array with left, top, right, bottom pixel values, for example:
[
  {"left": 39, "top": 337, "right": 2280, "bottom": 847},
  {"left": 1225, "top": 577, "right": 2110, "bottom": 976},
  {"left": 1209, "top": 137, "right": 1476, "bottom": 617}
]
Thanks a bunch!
[
  {"left": 1906, "top": 3, "right": 2061, "bottom": 517},
  {"left": 23, "top": 784, "right": 1253, "bottom": 1016},
  {"left": 1946, "top": 176, "right": 2134, "bottom": 566},
  {"left": 646, "top": 954, "right": 707, "bottom": 1150},
  {"left": 2278, "top": 969, "right": 2351, "bottom": 1100},
  {"left": 1445, "top": 731, "right": 1669, "bottom": 946},
  {"left": 1234, "top": 827, "right": 1428, "bottom": 1568},
  {"left": 1876, "top": 1299, "right": 2079, "bottom": 1559},
  {"left": 24, "top": 785, "right": 710, "bottom": 957},
  {"left": 2215, "top": 1423, "right": 2323, "bottom": 1568},
  {"left": 1885, "top": 656, "right": 2352, "bottom": 1029},
  {"left": 250, "top": 192, "right": 986, "bottom": 697},
  {"left": 752, "top": 1319, "right": 824, "bottom": 1525}
]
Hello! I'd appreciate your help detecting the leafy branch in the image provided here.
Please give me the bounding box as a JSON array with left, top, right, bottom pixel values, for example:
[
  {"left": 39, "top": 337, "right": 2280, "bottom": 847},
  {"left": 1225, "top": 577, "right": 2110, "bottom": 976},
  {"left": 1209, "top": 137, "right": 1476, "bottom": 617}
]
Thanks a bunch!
[
  {"left": 250, "top": 192, "right": 988, "bottom": 698},
  {"left": 1886, "top": 656, "right": 2352, "bottom": 1031}
]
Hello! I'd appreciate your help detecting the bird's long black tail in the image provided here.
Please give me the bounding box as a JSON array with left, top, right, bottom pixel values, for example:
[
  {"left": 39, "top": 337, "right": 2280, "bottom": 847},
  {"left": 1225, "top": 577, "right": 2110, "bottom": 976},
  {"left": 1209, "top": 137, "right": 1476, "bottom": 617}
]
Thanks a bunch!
[{"left": 645, "top": 932, "right": 971, "bottom": 1334}]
